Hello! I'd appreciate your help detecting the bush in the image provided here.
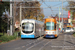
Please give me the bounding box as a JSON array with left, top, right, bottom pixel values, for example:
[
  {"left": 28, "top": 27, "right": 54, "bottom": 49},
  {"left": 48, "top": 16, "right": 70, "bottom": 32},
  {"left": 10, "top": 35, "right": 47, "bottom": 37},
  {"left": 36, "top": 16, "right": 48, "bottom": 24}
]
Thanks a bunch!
[
  {"left": 0, "top": 32, "right": 21, "bottom": 43},
  {"left": 0, "top": 36, "right": 9, "bottom": 42},
  {"left": 0, "top": 35, "right": 17, "bottom": 43},
  {"left": 73, "top": 32, "right": 75, "bottom": 37},
  {"left": 0, "top": 33, "right": 3, "bottom": 35},
  {"left": 14, "top": 32, "right": 21, "bottom": 37}
]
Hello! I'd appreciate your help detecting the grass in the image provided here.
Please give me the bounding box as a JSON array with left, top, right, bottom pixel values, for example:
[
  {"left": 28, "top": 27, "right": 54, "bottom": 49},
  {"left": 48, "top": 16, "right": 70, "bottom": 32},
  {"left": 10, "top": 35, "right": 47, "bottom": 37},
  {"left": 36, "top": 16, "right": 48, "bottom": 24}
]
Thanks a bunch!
[
  {"left": 0, "top": 33, "right": 3, "bottom": 35},
  {"left": 73, "top": 32, "right": 75, "bottom": 37}
]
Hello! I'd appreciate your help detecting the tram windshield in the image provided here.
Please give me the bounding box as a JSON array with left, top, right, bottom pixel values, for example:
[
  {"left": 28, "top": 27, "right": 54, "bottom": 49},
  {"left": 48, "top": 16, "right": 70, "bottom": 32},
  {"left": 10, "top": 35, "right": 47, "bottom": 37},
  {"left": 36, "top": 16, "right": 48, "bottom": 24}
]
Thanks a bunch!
[
  {"left": 66, "top": 27, "right": 71, "bottom": 30},
  {"left": 46, "top": 22, "right": 54, "bottom": 30},
  {"left": 22, "top": 23, "right": 34, "bottom": 33}
]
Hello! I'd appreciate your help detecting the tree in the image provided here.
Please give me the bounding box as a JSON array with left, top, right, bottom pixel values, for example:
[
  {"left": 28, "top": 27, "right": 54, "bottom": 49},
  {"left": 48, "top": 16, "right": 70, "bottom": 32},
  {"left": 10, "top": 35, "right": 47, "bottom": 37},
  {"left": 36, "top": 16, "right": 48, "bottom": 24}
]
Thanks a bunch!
[
  {"left": 55, "top": 14, "right": 58, "bottom": 17},
  {"left": 13, "top": 1, "right": 44, "bottom": 22},
  {"left": 13, "top": 1, "right": 45, "bottom": 31},
  {"left": 0, "top": 2, "right": 10, "bottom": 33},
  {"left": 68, "top": 1, "right": 75, "bottom": 19}
]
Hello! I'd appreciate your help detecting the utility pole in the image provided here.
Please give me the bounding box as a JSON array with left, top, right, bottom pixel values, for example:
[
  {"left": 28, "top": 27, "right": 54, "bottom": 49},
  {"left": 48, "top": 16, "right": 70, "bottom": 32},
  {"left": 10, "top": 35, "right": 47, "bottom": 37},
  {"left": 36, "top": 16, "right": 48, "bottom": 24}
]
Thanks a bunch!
[
  {"left": 20, "top": 4, "right": 22, "bottom": 29},
  {"left": 59, "top": 8, "right": 60, "bottom": 24},
  {"left": 62, "top": 0, "right": 63, "bottom": 29},
  {"left": 59, "top": 7, "right": 60, "bottom": 28},
  {"left": 10, "top": 0, "right": 13, "bottom": 35},
  {"left": 13, "top": 0, "right": 16, "bottom": 33}
]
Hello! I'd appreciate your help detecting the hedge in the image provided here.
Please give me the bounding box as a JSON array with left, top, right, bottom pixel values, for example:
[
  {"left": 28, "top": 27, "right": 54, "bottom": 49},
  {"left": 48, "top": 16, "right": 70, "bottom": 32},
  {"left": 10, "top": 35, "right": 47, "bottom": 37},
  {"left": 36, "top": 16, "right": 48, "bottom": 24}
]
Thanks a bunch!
[
  {"left": 0, "top": 32, "right": 21, "bottom": 43},
  {"left": 0, "top": 35, "right": 16, "bottom": 43},
  {"left": 73, "top": 32, "right": 75, "bottom": 37}
]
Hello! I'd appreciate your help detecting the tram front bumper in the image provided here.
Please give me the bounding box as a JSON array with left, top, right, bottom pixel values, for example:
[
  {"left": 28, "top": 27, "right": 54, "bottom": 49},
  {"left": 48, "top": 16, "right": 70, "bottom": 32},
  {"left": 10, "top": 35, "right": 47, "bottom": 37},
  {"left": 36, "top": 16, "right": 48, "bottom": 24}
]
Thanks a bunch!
[
  {"left": 44, "top": 34, "right": 57, "bottom": 38},
  {"left": 21, "top": 35, "right": 35, "bottom": 38},
  {"left": 45, "top": 35, "right": 55, "bottom": 38}
]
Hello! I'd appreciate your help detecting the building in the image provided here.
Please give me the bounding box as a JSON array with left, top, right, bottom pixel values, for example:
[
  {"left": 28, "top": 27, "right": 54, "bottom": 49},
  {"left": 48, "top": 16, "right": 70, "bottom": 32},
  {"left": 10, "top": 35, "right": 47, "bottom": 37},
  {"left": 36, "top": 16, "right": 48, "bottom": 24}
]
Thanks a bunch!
[{"left": 53, "top": 17, "right": 68, "bottom": 28}]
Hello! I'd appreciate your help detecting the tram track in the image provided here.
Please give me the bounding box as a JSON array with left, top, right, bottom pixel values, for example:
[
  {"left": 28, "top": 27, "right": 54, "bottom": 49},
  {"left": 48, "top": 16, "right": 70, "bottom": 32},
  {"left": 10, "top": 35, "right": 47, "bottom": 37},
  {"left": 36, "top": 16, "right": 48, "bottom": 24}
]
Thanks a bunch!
[
  {"left": 26, "top": 39, "right": 52, "bottom": 50},
  {"left": 69, "top": 33, "right": 75, "bottom": 49},
  {"left": 39, "top": 40, "right": 52, "bottom": 50},
  {"left": 0, "top": 32, "right": 75, "bottom": 50},
  {"left": 15, "top": 37, "right": 44, "bottom": 50},
  {"left": 62, "top": 33, "right": 75, "bottom": 50}
]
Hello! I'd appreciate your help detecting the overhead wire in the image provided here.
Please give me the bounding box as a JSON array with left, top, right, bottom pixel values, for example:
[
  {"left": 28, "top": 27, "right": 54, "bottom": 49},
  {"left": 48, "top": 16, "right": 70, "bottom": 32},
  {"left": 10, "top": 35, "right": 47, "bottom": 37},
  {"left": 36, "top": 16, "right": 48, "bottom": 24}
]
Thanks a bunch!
[
  {"left": 43, "top": 2, "right": 54, "bottom": 16},
  {"left": 43, "top": 1, "right": 67, "bottom": 16},
  {"left": 51, "top": 2, "right": 66, "bottom": 7}
]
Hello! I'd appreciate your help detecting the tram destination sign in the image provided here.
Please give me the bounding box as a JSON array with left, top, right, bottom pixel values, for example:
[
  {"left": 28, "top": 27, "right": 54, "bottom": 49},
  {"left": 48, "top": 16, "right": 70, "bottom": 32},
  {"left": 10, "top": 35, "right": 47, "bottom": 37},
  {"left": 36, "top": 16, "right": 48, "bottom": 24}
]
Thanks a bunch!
[{"left": 1, "top": 0, "right": 75, "bottom": 2}]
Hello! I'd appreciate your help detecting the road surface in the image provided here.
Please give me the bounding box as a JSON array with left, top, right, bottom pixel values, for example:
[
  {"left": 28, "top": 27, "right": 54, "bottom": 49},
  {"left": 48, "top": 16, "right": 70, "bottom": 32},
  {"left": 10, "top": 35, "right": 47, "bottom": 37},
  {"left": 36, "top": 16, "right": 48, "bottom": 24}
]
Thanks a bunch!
[{"left": 0, "top": 32, "right": 75, "bottom": 50}]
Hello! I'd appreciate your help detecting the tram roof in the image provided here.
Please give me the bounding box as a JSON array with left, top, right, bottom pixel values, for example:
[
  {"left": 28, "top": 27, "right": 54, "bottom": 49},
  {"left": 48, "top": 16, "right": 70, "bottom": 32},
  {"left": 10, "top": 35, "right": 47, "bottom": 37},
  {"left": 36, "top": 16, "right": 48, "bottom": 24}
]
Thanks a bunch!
[
  {"left": 22, "top": 19, "right": 44, "bottom": 24},
  {"left": 44, "top": 18, "right": 57, "bottom": 23}
]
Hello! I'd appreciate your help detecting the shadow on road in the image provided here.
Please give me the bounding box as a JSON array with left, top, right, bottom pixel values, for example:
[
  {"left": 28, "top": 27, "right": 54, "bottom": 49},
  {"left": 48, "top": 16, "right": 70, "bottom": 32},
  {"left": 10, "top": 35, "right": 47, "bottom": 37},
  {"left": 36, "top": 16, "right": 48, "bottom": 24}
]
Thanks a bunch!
[
  {"left": 21, "top": 36, "right": 41, "bottom": 40},
  {"left": 66, "top": 41, "right": 75, "bottom": 45},
  {"left": 21, "top": 38, "right": 37, "bottom": 40},
  {"left": 43, "top": 37, "right": 58, "bottom": 39}
]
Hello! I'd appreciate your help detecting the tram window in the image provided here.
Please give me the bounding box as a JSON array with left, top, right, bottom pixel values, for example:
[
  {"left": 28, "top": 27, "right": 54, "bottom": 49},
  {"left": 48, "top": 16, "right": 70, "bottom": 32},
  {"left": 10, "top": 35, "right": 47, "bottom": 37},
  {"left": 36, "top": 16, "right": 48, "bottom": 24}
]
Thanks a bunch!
[
  {"left": 22, "top": 23, "right": 34, "bottom": 33},
  {"left": 55, "top": 24, "right": 56, "bottom": 30},
  {"left": 67, "top": 27, "right": 71, "bottom": 29},
  {"left": 22, "top": 26, "right": 25, "bottom": 29},
  {"left": 22, "top": 23, "right": 25, "bottom": 25},
  {"left": 44, "top": 24, "right": 46, "bottom": 30},
  {"left": 46, "top": 22, "right": 54, "bottom": 30}
]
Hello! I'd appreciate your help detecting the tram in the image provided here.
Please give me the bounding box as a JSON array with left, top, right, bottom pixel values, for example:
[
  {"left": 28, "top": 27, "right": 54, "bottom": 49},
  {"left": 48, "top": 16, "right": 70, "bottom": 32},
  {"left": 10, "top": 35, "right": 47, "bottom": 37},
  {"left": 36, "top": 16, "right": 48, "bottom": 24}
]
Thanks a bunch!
[
  {"left": 44, "top": 18, "right": 59, "bottom": 38},
  {"left": 64, "top": 25, "right": 74, "bottom": 32},
  {"left": 20, "top": 19, "right": 44, "bottom": 38}
]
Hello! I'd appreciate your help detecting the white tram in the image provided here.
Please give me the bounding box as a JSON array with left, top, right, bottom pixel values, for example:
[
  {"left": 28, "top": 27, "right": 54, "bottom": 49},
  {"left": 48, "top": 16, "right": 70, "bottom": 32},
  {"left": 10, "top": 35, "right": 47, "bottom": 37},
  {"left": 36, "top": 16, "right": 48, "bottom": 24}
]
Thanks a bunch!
[{"left": 20, "top": 19, "right": 44, "bottom": 38}]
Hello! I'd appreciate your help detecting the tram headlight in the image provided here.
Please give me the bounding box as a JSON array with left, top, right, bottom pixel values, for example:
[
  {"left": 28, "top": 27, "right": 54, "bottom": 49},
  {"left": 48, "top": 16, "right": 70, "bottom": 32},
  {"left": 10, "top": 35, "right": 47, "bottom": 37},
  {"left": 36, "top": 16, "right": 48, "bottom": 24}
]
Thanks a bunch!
[
  {"left": 44, "top": 34, "right": 47, "bottom": 36},
  {"left": 53, "top": 32, "right": 54, "bottom": 34}
]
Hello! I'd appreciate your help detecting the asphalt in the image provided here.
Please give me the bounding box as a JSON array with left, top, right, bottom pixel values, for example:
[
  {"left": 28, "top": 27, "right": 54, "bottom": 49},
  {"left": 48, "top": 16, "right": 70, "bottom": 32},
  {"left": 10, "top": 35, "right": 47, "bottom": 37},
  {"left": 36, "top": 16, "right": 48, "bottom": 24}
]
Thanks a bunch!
[{"left": 0, "top": 32, "right": 75, "bottom": 50}]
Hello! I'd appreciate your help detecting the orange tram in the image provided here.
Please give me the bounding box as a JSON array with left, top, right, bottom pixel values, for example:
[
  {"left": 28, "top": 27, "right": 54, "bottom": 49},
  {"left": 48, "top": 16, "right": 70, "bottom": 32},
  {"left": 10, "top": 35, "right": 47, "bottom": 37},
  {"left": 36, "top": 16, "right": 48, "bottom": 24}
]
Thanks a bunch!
[{"left": 44, "top": 18, "right": 59, "bottom": 38}]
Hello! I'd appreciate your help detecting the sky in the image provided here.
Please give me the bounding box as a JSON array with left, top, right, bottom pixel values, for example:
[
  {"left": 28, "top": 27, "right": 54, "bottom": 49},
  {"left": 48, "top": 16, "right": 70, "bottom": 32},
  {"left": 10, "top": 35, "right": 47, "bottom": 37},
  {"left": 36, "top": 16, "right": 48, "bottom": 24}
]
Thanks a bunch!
[
  {"left": 3, "top": 0, "right": 69, "bottom": 18},
  {"left": 40, "top": 1, "right": 69, "bottom": 18}
]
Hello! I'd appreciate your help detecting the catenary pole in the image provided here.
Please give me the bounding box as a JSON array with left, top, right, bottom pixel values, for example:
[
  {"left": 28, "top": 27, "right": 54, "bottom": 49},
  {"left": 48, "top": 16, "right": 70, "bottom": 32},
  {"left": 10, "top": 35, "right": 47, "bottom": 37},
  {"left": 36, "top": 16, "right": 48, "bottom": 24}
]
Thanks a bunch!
[
  {"left": 10, "top": 0, "right": 13, "bottom": 35},
  {"left": 62, "top": 0, "right": 63, "bottom": 29},
  {"left": 59, "top": 7, "right": 60, "bottom": 28}
]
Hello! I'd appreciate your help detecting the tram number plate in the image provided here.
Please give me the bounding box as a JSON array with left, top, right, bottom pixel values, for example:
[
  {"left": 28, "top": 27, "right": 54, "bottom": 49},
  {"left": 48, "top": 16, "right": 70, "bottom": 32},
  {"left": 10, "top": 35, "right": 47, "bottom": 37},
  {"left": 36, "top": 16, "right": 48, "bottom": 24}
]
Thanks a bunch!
[{"left": 50, "top": 36, "right": 54, "bottom": 37}]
